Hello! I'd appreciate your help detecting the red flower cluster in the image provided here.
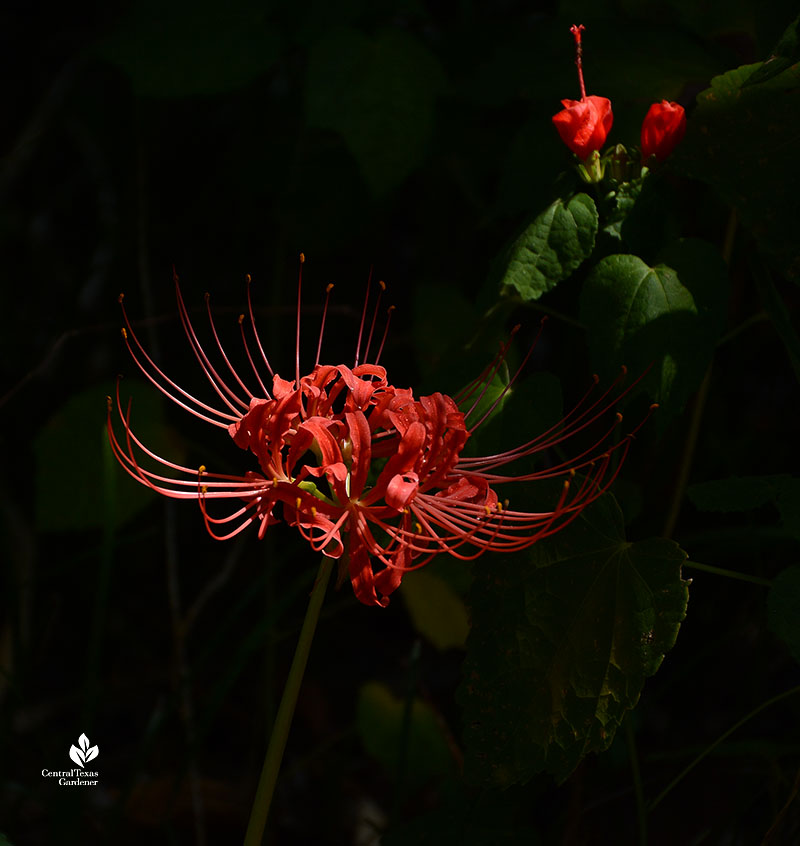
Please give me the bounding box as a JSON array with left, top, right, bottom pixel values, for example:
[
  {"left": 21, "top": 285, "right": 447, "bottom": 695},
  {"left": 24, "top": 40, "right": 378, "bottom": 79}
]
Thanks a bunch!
[
  {"left": 552, "top": 26, "right": 686, "bottom": 168},
  {"left": 108, "top": 264, "right": 650, "bottom": 607},
  {"left": 641, "top": 100, "right": 686, "bottom": 163}
]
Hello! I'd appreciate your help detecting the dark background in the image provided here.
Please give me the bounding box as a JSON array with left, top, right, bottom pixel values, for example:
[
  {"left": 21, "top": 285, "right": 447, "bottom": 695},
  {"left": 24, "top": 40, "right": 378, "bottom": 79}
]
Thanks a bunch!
[{"left": 2, "top": 1, "right": 799, "bottom": 843}]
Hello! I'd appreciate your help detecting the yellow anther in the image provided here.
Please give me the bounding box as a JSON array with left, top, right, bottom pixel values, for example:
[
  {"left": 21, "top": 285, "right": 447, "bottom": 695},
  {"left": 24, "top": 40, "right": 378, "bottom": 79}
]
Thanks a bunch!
[
  {"left": 415, "top": 522, "right": 422, "bottom": 533},
  {"left": 569, "top": 468, "right": 576, "bottom": 478},
  {"left": 272, "top": 478, "right": 278, "bottom": 488},
  {"left": 616, "top": 412, "right": 623, "bottom": 422},
  {"left": 326, "top": 282, "right": 334, "bottom": 292},
  {"left": 296, "top": 497, "right": 302, "bottom": 509},
  {"left": 484, "top": 505, "right": 491, "bottom": 516},
  {"left": 246, "top": 273, "right": 252, "bottom": 284},
  {"left": 387, "top": 304, "right": 396, "bottom": 313},
  {"left": 198, "top": 465, "right": 206, "bottom": 474},
  {"left": 501, "top": 500, "right": 508, "bottom": 511},
  {"left": 106, "top": 396, "right": 112, "bottom": 410},
  {"left": 200, "top": 485, "right": 208, "bottom": 494},
  {"left": 238, "top": 314, "right": 245, "bottom": 324},
  {"left": 121, "top": 328, "right": 128, "bottom": 339},
  {"left": 563, "top": 479, "right": 570, "bottom": 490},
  {"left": 650, "top": 402, "right": 659, "bottom": 411},
  {"left": 379, "top": 280, "right": 386, "bottom": 291},
  {"left": 311, "top": 506, "right": 318, "bottom": 517},
  {"left": 299, "top": 252, "right": 305, "bottom": 263},
  {"left": 118, "top": 293, "right": 125, "bottom": 303}
]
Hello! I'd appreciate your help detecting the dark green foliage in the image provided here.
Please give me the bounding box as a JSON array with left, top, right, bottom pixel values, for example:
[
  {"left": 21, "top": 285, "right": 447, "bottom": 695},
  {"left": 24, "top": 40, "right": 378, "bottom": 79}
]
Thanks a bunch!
[
  {"left": 460, "top": 494, "right": 689, "bottom": 785},
  {"left": 97, "top": 0, "right": 282, "bottom": 97},
  {"left": 306, "top": 27, "right": 446, "bottom": 195},
  {"left": 494, "top": 195, "right": 598, "bottom": 302},
  {"left": 580, "top": 239, "right": 727, "bottom": 422},
  {"left": 675, "top": 61, "right": 800, "bottom": 279},
  {"left": 689, "top": 475, "right": 800, "bottom": 540},
  {"left": 768, "top": 567, "right": 800, "bottom": 664},
  {"left": 34, "top": 382, "right": 181, "bottom": 531}
]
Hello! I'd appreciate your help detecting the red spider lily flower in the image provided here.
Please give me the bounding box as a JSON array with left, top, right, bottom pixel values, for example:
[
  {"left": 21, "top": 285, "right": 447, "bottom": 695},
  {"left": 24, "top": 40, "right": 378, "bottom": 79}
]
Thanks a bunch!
[
  {"left": 552, "top": 24, "right": 613, "bottom": 161},
  {"left": 108, "top": 259, "right": 653, "bottom": 607},
  {"left": 641, "top": 100, "right": 686, "bottom": 163}
]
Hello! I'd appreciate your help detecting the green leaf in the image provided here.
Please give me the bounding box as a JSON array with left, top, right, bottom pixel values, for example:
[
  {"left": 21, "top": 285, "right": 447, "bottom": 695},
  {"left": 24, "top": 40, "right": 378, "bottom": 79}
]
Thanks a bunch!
[
  {"left": 580, "top": 245, "right": 727, "bottom": 421},
  {"left": 751, "top": 256, "right": 800, "bottom": 385},
  {"left": 459, "top": 363, "right": 510, "bottom": 428},
  {"left": 460, "top": 493, "right": 689, "bottom": 785},
  {"left": 656, "top": 239, "right": 729, "bottom": 340},
  {"left": 305, "top": 27, "right": 446, "bottom": 196},
  {"left": 96, "top": 0, "right": 281, "bottom": 98},
  {"left": 688, "top": 475, "right": 800, "bottom": 541},
  {"left": 602, "top": 176, "right": 646, "bottom": 243},
  {"left": 356, "top": 681, "right": 456, "bottom": 789},
  {"left": 768, "top": 567, "right": 800, "bottom": 665},
  {"left": 674, "top": 61, "right": 800, "bottom": 280},
  {"left": 743, "top": 14, "right": 800, "bottom": 87},
  {"left": 467, "top": 371, "right": 564, "bottom": 464},
  {"left": 495, "top": 194, "right": 598, "bottom": 302},
  {"left": 34, "top": 382, "right": 184, "bottom": 532},
  {"left": 688, "top": 475, "right": 788, "bottom": 512},
  {"left": 401, "top": 569, "right": 470, "bottom": 651}
]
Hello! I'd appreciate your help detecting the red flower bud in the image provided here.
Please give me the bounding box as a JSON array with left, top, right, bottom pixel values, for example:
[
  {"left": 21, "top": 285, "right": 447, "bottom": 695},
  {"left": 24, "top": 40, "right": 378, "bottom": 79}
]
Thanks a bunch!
[
  {"left": 552, "top": 96, "right": 613, "bottom": 160},
  {"left": 640, "top": 100, "right": 686, "bottom": 162}
]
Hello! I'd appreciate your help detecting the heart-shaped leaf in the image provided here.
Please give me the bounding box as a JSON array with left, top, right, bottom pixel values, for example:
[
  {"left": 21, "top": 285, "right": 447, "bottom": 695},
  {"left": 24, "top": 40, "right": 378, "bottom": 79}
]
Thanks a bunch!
[
  {"left": 580, "top": 242, "right": 727, "bottom": 422},
  {"left": 306, "top": 27, "right": 446, "bottom": 196}
]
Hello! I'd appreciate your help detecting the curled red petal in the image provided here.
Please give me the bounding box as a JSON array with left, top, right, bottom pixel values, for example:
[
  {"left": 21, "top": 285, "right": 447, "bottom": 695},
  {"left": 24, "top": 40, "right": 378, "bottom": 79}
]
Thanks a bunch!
[{"left": 385, "top": 471, "right": 420, "bottom": 511}]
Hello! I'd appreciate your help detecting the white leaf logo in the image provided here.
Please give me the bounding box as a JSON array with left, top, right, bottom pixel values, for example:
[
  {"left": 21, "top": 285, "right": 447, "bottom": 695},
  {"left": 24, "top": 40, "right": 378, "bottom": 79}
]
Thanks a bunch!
[{"left": 68, "top": 733, "right": 99, "bottom": 768}]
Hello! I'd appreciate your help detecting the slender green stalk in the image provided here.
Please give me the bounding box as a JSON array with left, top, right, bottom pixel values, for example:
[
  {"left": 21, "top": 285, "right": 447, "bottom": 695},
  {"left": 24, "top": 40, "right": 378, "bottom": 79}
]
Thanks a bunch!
[
  {"left": 716, "top": 311, "right": 768, "bottom": 347},
  {"left": 391, "top": 639, "right": 422, "bottom": 822},
  {"left": 625, "top": 716, "right": 647, "bottom": 846},
  {"left": 661, "top": 208, "right": 738, "bottom": 540},
  {"left": 684, "top": 560, "right": 772, "bottom": 588},
  {"left": 661, "top": 364, "right": 712, "bottom": 539},
  {"left": 648, "top": 684, "right": 800, "bottom": 813},
  {"left": 243, "top": 555, "right": 334, "bottom": 846}
]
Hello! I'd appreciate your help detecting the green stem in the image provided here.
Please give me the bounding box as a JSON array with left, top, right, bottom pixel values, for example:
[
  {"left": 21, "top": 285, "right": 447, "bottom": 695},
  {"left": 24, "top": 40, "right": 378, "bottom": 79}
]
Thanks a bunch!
[
  {"left": 625, "top": 716, "right": 647, "bottom": 846},
  {"left": 391, "top": 639, "right": 422, "bottom": 823},
  {"left": 716, "top": 311, "right": 768, "bottom": 347},
  {"left": 648, "top": 684, "right": 800, "bottom": 813},
  {"left": 243, "top": 555, "right": 334, "bottom": 846},
  {"left": 661, "top": 364, "right": 712, "bottom": 539},
  {"left": 683, "top": 560, "right": 772, "bottom": 588},
  {"left": 661, "top": 207, "right": 738, "bottom": 540}
]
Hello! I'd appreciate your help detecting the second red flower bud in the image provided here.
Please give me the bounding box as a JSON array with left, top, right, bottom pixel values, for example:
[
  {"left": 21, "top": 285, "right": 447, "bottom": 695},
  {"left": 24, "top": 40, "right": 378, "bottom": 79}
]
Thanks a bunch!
[{"left": 640, "top": 100, "right": 686, "bottom": 163}]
